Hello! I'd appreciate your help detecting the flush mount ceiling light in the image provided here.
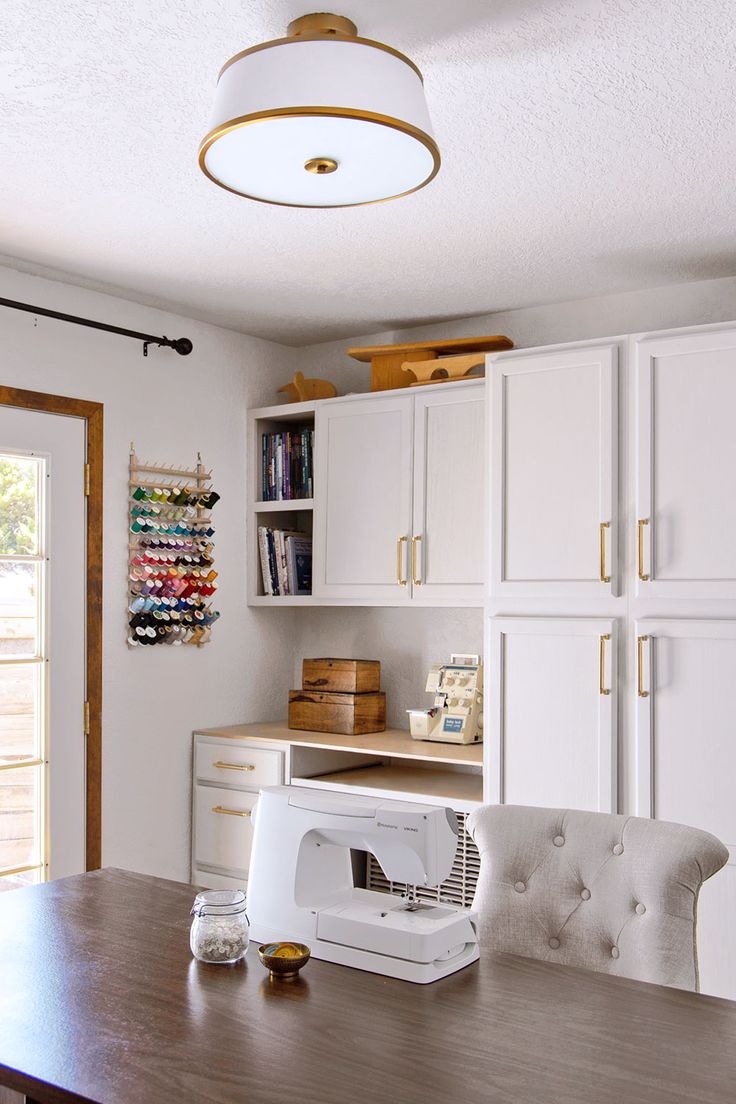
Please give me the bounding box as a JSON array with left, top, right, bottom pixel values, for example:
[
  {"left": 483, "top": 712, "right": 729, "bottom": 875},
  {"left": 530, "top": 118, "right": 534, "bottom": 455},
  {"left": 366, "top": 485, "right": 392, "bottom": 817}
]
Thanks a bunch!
[{"left": 198, "top": 12, "right": 440, "bottom": 208}]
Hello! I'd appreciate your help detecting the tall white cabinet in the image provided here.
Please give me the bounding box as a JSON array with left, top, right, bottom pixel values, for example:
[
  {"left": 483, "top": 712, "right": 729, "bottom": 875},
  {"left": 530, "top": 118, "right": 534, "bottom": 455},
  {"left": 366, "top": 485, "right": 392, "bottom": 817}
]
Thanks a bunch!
[
  {"left": 634, "top": 326, "right": 736, "bottom": 597},
  {"left": 490, "top": 344, "right": 618, "bottom": 596},
  {"left": 487, "top": 321, "right": 736, "bottom": 1000}
]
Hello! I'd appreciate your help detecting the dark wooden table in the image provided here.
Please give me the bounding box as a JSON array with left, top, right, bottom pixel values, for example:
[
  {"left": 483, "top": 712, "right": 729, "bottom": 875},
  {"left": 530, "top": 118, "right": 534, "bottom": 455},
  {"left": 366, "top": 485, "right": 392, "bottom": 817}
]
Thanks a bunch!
[{"left": 0, "top": 870, "right": 735, "bottom": 1104}]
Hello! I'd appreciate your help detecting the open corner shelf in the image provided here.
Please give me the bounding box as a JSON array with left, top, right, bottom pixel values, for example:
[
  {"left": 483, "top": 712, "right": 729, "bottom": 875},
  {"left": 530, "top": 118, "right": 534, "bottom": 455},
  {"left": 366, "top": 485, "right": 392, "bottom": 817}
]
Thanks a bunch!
[{"left": 254, "top": 498, "right": 314, "bottom": 513}]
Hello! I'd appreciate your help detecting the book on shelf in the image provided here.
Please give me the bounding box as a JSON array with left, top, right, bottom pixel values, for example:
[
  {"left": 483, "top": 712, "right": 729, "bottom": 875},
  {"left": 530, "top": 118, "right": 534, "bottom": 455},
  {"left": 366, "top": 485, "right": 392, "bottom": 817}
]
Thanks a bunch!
[
  {"left": 258, "top": 527, "right": 312, "bottom": 596},
  {"left": 261, "top": 428, "right": 314, "bottom": 501}
]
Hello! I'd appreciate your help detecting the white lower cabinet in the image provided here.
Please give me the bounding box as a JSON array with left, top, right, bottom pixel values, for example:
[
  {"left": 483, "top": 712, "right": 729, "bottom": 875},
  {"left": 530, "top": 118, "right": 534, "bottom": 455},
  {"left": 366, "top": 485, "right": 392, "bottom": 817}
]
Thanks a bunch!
[
  {"left": 192, "top": 735, "right": 284, "bottom": 886},
  {"left": 634, "top": 619, "right": 736, "bottom": 998},
  {"left": 488, "top": 617, "right": 617, "bottom": 812}
]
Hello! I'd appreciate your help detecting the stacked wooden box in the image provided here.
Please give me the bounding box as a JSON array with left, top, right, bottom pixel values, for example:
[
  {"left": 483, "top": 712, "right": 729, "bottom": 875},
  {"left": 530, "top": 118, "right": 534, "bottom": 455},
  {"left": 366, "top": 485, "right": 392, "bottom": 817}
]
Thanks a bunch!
[{"left": 288, "top": 659, "right": 386, "bottom": 735}]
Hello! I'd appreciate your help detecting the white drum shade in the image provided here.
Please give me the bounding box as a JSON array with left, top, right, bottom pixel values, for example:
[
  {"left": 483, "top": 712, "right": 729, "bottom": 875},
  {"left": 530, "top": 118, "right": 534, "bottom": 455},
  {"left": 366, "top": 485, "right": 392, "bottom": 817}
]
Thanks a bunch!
[{"left": 199, "top": 34, "right": 440, "bottom": 207}]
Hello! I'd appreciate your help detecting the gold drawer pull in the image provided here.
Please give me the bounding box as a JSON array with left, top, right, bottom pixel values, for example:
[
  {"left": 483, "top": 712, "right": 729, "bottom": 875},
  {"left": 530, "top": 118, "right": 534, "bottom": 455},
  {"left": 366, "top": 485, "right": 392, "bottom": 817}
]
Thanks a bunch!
[
  {"left": 599, "top": 634, "right": 611, "bottom": 696},
  {"left": 637, "top": 519, "right": 650, "bottom": 581},
  {"left": 599, "top": 522, "right": 610, "bottom": 583},
  {"left": 397, "top": 536, "right": 407, "bottom": 586},
  {"left": 212, "top": 760, "right": 256, "bottom": 772},
  {"left": 212, "top": 805, "right": 252, "bottom": 817},
  {"left": 637, "top": 635, "right": 649, "bottom": 698},
  {"left": 411, "top": 535, "right": 422, "bottom": 586}
]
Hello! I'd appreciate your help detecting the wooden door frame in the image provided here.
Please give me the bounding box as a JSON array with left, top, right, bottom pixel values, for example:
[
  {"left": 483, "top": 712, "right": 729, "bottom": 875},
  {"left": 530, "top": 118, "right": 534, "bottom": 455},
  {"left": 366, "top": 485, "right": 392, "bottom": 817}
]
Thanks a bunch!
[{"left": 0, "top": 385, "right": 103, "bottom": 870}]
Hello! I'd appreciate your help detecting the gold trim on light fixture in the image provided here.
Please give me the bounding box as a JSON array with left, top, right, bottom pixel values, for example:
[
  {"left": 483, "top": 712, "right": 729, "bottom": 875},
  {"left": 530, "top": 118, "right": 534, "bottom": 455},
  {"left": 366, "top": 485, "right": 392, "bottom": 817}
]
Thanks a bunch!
[
  {"left": 287, "top": 13, "right": 358, "bottom": 37},
  {"left": 217, "top": 32, "right": 425, "bottom": 83},
  {"left": 304, "top": 157, "right": 338, "bottom": 174},
  {"left": 198, "top": 106, "right": 441, "bottom": 209}
]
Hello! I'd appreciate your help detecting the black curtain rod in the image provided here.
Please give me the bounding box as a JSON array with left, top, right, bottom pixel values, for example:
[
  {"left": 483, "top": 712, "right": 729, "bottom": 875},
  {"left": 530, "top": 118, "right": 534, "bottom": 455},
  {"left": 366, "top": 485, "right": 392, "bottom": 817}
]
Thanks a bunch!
[{"left": 0, "top": 296, "right": 193, "bottom": 357}]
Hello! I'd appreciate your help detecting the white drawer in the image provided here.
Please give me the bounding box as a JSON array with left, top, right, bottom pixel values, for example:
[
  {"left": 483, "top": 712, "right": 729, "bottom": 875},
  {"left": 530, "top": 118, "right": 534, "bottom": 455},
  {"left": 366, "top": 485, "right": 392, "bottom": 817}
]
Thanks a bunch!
[
  {"left": 194, "top": 740, "right": 283, "bottom": 788},
  {"left": 193, "top": 868, "right": 247, "bottom": 893},
  {"left": 194, "top": 785, "right": 258, "bottom": 873}
]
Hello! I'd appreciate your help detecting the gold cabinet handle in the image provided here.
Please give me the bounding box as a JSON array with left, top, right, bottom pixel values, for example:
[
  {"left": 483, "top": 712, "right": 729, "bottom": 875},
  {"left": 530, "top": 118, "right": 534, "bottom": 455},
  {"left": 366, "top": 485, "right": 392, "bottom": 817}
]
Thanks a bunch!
[
  {"left": 212, "top": 805, "right": 252, "bottom": 817},
  {"left": 599, "top": 522, "right": 611, "bottom": 583},
  {"left": 637, "top": 635, "right": 649, "bottom": 698},
  {"left": 638, "top": 519, "right": 650, "bottom": 581},
  {"left": 411, "top": 535, "right": 422, "bottom": 586},
  {"left": 599, "top": 634, "right": 611, "bottom": 696},
  {"left": 397, "top": 536, "right": 407, "bottom": 586},
  {"left": 212, "top": 760, "right": 256, "bottom": 772}
]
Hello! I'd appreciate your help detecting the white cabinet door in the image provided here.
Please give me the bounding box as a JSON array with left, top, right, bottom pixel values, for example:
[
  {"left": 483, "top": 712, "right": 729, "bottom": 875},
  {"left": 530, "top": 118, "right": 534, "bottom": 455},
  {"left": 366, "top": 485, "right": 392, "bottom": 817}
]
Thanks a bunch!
[
  {"left": 635, "top": 327, "right": 736, "bottom": 597},
  {"left": 488, "top": 617, "right": 617, "bottom": 811},
  {"left": 412, "top": 384, "right": 485, "bottom": 604},
  {"left": 490, "top": 344, "right": 618, "bottom": 596},
  {"left": 634, "top": 619, "right": 736, "bottom": 999},
  {"left": 313, "top": 395, "right": 413, "bottom": 602}
]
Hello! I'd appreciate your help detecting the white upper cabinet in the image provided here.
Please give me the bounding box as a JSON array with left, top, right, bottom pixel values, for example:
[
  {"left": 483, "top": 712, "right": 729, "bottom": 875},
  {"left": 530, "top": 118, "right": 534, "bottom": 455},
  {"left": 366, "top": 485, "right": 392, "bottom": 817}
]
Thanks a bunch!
[
  {"left": 488, "top": 616, "right": 617, "bottom": 812},
  {"left": 313, "top": 394, "right": 414, "bottom": 602},
  {"left": 490, "top": 344, "right": 619, "bottom": 597},
  {"left": 635, "top": 326, "right": 736, "bottom": 597},
  {"left": 411, "top": 387, "right": 485, "bottom": 603},
  {"left": 312, "top": 382, "right": 485, "bottom": 605}
]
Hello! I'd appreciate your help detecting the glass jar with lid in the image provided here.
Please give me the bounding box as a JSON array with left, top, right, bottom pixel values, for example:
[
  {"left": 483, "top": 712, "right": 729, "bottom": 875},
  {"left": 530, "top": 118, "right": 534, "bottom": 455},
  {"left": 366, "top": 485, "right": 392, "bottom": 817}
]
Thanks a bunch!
[{"left": 190, "top": 889, "right": 249, "bottom": 964}]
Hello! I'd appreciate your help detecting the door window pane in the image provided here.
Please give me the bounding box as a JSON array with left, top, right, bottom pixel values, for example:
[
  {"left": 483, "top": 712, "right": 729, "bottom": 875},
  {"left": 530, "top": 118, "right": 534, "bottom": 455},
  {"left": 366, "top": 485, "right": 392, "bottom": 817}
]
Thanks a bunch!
[
  {"left": 0, "top": 455, "right": 40, "bottom": 556},
  {"left": 0, "top": 664, "right": 40, "bottom": 764},
  {"left": 0, "top": 866, "right": 40, "bottom": 892},
  {"left": 0, "top": 563, "right": 39, "bottom": 657},
  {"left": 0, "top": 765, "right": 41, "bottom": 872}
]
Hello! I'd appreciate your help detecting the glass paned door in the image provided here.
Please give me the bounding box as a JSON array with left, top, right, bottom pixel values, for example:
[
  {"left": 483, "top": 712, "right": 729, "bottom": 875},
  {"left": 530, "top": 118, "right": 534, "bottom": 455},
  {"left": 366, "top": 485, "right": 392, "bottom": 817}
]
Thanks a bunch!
[{"left": 0, "top": 452, "right": 46, "bottom": 890}]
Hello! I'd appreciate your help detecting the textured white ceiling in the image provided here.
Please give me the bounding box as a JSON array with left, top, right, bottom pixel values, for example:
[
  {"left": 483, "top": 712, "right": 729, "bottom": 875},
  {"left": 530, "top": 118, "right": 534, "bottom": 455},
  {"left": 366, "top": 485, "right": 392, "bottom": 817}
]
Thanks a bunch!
[{"left": 1, "top": 0, "right": 735, "bottom": 345}]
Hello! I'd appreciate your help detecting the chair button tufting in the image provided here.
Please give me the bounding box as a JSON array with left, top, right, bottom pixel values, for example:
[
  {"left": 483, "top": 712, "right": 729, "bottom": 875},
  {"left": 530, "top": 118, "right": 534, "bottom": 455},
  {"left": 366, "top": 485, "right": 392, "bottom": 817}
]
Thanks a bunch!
[
  {"left": 514, "top": 881, "right": 526, "bottom": 893},
  {"left": 635, "top": 902, "right": 646, "bottom": 915},
  {"left": 612, "top": 843, "right": 624, "bottom": 855},
  {"left": 549, "top": 937, "right": 560, "bottom": 950},
  {"left": 611, "top": 946, "right": 620, "bottom": 959},
  {"left": 580, "top": 888, "right": 591, "bottom": 901},
  {"left": 553, "top": 835, "right": 565, "bottom": 847}
]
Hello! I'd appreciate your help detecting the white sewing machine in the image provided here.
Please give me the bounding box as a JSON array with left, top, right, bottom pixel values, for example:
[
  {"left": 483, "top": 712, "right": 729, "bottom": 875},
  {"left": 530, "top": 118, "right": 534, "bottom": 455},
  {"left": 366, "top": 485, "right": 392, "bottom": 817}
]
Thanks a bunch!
[
  {"left": 247, "top": 786, "right": 479, "bottom": 984},
  {"left": 407, "top": 653, "right": 483, "bottom": 744}
]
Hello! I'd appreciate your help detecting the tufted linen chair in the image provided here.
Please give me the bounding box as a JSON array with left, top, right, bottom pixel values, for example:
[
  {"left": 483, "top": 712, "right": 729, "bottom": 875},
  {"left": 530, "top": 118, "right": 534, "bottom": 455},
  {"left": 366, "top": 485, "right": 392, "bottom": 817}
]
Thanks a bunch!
[{"left": 466, "top": 805, "right": 729, "bottom": 991}]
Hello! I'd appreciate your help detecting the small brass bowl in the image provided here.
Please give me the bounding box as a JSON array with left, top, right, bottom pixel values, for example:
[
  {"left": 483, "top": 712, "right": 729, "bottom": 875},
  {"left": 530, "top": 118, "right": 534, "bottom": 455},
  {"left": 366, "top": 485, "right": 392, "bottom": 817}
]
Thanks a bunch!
[{"left": 258, "top": 941, "right": 311, "bottom": 980}]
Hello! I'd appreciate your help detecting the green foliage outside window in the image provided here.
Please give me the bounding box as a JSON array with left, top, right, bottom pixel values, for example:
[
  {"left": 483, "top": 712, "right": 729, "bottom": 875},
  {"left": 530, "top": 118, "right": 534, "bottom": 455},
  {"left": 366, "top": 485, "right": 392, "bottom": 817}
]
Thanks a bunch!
[{"left": 0, "top": 458, "right": 37, "bottom": 556}]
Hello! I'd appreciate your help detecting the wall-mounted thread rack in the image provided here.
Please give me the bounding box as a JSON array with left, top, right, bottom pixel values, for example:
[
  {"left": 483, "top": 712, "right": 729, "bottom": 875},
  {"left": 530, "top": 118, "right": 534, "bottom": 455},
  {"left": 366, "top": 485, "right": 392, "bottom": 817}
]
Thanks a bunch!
[{"left": 127, "top": 446, "right": 220, "bottom": 648}]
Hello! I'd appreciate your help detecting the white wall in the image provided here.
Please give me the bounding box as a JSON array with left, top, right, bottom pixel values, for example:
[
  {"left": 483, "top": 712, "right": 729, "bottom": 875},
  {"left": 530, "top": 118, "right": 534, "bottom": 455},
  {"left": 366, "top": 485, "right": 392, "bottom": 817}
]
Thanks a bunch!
[
  {"left": 293, "top": 273, "right": 736, "bottom": 395},
  {"left": 0, "top": 264, "right": 297, "bottom": 880},
  {"left": 292, "top": 608, "right": 483, "bottom": 728}
]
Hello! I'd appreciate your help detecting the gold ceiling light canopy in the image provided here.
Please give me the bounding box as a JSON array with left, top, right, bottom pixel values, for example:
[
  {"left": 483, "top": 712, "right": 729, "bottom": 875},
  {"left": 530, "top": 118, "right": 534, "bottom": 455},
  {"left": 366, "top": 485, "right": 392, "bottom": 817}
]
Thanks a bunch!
[
  {"left": 198, "top": 12, "right": 440, "bottom": 208},
  {"left": 287, "top": 12, "right": 358, "bottom": 37}
]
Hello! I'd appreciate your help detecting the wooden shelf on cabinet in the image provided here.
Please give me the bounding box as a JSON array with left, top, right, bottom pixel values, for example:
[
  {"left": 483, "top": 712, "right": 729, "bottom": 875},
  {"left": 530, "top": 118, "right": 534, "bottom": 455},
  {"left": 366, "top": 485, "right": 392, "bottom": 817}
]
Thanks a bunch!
[
  {"left": 195, "top": 722, "right": 483, "bottom": 767},
  {"left": 292, "top": 764, "right": 483, "bottom": 805}
]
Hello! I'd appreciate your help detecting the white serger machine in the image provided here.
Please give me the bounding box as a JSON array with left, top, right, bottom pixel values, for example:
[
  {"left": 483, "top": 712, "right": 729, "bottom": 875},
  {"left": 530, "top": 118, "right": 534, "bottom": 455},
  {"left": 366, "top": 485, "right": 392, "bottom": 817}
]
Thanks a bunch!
[{"left": 247, "top": 786, "right": 479, "bottom": 984}]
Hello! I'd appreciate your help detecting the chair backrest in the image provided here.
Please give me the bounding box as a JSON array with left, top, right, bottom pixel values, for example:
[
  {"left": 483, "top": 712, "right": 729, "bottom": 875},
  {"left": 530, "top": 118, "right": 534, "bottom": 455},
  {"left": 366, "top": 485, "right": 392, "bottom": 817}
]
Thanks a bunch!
[{"left": 466, "top": 804, "right": 728, "bottom": 990}]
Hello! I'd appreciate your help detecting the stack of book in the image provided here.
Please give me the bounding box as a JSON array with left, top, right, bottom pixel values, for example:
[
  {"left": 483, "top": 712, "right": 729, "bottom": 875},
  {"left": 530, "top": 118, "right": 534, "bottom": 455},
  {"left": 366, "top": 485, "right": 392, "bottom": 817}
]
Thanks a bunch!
[
  {"left": 258, "top": 527, "right": 312, "bottom": 596},
  {"left": 261, "top": 429, "right": 314, "bottom": 501}
]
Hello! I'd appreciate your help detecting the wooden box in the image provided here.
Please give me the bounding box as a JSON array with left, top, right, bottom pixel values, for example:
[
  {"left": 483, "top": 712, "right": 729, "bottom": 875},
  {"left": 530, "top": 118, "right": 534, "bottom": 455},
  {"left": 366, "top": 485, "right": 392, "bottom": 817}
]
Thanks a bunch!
[
  {"left": 288, "top": 690, "right": 386, "bottom": 735},
  {"left": 302, "top": 658, "right": 381, "bottom": 694}
]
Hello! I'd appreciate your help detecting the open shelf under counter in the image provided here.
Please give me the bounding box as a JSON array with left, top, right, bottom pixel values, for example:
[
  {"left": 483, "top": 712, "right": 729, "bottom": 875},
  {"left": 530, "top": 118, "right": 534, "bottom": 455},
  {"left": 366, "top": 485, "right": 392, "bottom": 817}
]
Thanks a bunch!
[
  {"left": 194, "top": 722, "right": 483, "bottom": 768},
  {"left": 291, "top": 764, "right": 483, "bottom": 808}
]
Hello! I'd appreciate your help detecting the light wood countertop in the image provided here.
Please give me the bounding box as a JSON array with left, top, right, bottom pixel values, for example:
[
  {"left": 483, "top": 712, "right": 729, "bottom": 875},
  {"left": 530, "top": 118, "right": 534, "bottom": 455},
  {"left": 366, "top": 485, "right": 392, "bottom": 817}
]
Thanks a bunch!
[{"left": 194, "top": 721, "right": 483, "bottom": 767}]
